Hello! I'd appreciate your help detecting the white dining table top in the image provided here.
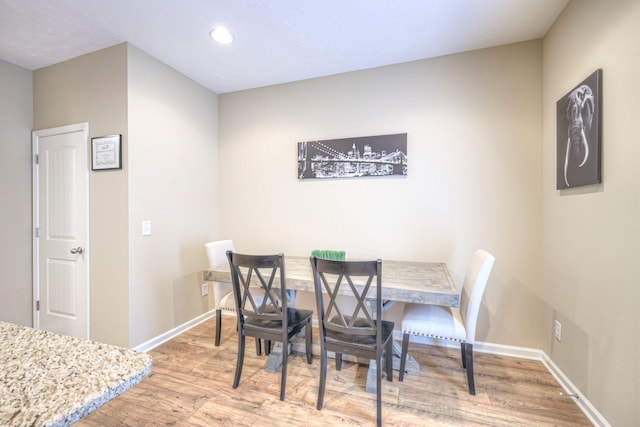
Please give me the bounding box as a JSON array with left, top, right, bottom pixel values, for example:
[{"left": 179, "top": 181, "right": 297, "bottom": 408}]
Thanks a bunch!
[{"left": 205, "top": 255, "right": 459, "bottom": 307}]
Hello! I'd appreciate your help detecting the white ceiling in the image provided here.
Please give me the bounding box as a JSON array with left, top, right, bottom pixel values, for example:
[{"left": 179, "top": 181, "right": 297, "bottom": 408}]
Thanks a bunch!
[{"left": 0, "top": 0, "right": 568, "bottom": 94}]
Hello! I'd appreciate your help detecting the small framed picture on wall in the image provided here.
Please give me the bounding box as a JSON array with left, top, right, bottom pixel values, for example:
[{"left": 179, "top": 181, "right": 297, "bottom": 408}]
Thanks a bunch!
[{"left": 92, "top": 134, "right": 122, "bottom": 171}]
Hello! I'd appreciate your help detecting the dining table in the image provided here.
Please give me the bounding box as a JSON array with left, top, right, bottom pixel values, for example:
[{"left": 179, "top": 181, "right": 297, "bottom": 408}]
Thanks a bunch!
[{"left": 205, "top": 255, "right": 459, "bottom": 392}]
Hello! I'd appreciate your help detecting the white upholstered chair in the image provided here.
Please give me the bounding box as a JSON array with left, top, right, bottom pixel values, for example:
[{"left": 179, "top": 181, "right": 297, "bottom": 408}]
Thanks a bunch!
[
  {"left": 399, "top": 249, "right": 495, "bottom": 395},
  {"left": 205, "top": 240, "right": 266, "bottom": 354},
  {"left": 205, "top": 240, "right": 236, "bottom": 347}
]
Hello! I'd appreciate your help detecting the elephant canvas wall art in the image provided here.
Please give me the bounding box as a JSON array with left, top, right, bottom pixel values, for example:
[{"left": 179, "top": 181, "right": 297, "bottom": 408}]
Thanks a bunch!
[{"left": 556, "top": 69, "right": 602, "bottom": 189}]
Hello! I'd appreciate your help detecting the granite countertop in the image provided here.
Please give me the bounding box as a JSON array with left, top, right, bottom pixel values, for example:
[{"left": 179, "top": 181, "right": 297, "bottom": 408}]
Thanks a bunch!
[{"left": 0, "top": 321, "right": 152, "bottom": 427}]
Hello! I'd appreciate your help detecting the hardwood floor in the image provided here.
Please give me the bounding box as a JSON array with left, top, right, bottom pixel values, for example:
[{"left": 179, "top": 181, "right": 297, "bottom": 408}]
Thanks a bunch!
[{"left": 77, "top": 318, "right": 591, "bottom": 426}]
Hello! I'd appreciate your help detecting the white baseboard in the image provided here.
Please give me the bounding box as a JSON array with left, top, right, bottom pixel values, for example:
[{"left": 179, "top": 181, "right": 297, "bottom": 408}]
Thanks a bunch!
[
  {"left": 135, "top": 315, "right": 608, "bottom": 426},
  {"left": 132, "top": 310, "right": 216, "bottom": 353},
  {"left": 538, "top": 351, "right": 611, "bottom": 427},
  {"left": 475, "top": 341, "right": 609, "bottom": 427}
]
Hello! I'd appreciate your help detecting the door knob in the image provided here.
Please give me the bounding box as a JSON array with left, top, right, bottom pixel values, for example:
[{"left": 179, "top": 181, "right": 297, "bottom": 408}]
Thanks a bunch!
[{"left": 70, "top": 247, "right": 84, "bottom": 254}]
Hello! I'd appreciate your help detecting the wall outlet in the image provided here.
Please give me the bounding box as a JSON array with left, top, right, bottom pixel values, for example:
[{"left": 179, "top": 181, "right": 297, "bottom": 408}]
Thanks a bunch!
[
  {"left": 201, "top": 283, "right": 209, "bottom": 297},
  {"left": 554, "top": 320, "right": 562, "bottom": 341},
  {"left": 142, "top": 220, "right": 152, "bottom": 236}
]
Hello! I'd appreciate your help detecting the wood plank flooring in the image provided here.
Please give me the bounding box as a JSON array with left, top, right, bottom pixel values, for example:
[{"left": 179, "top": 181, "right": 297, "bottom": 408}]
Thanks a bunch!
[{"left": 77, "top": 318, "right": 591, "bottom": 426}]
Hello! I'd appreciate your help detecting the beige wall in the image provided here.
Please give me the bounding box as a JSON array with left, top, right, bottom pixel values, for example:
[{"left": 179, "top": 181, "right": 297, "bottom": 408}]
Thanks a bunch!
[
  {"left": 0, "top": 59, "right": 33, "bottom": 326},
  {"left": 219, "top": 41, "right": 545, "bottom": 347},
  {"left": 127, "top": 45, "right": 219, "bottom": 346},
  {"left": 32, "top": 43, "right": 219, "bottom": 348},
  {"left": 5, "top": 5, "right": 636, "bottom": 422},
  {"left": 33, "top": 44, "right": 130, "bottom": 346},
  {"left": 542, "top": 1, "right": 640, "bottom": 425}
]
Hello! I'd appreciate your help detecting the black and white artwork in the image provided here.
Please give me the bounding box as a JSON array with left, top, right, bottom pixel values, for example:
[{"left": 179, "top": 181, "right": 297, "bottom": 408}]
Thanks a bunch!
[
  {"left": 556, "top": 69, "right": 602, "bottom": 189},
  {"left": 298, "top": 133, "right": 407, "bottom": 180}
]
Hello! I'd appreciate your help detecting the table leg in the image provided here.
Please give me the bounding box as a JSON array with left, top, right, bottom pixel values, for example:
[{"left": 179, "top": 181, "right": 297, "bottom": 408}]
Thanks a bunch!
[
  {"left": 264, "top": 290, "right": 297, "bottom": 373},
  {"left": 365, "top": 340, "right": 420, "bottom": 393},
  {"left": 265, "top": 342, "right": 289, "bottom": 373},
  {"left": 365, "top": 300, "right": 420, "bottom": 393}
]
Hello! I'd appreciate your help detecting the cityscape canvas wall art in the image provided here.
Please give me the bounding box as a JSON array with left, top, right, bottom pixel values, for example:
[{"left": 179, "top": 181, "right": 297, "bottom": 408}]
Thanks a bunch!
[
  {"left": 298, "top": 133, "right": 407, "bottom": 180},
  {"left": 556, "top": 69, "right": 602, "bottom": 189}
]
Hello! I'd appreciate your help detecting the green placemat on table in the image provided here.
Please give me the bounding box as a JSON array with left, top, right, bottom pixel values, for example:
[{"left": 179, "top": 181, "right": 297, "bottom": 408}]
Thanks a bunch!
[{"left": 311, "top": 249, "right": 346, "bottom": 261}]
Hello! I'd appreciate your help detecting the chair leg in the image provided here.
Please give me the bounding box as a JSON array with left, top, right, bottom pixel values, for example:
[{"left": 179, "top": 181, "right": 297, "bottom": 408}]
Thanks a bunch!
[
  {"left": 280, "top": 339, "right": 288, "bottom": 401},
  {"left": 376, "top": 353, "right": 382, "bottom": 427},
  {"left": 305, "top": 322, "right": 313, "bottom": 364},
  {"left": 265, "top": 340, "right": 271, "bottom": 355},
  {"left": 399, "top": 333, "right": 410, "bottom": 381},
  {"left": 464, "top": 342, "right": 475, "bottom": 395},
  {"left": 317, "top": 347, "right": 327, "bottom": 410},
  {"left": 385, "top": 338, "right": 393, "bottom": 382},
  {"left": 233, "top": 332, "right": 245, "bottom": 389},
  {"left": 255, "top": 338, "right": 262, "bottom": 356},
  {"left": 215, "top": 309, "right": 222, "bottom": 346},
  {"left": 335, "top": 353, "right": 342, "bottom": 370}
]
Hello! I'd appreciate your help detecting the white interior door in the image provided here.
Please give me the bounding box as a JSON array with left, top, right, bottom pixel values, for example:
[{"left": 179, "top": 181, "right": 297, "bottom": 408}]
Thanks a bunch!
[{"left": 33, "top": 123, "right": 90, "bottom": 339}]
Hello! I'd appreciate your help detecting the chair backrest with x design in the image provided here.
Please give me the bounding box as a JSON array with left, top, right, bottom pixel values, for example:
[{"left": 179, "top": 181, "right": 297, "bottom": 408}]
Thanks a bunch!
[
  {"left": 226, "top": 252, "right": 288, "bottom": 328},
  {"left": 312, "top": 257, "right": 383, "bottom": 343}
]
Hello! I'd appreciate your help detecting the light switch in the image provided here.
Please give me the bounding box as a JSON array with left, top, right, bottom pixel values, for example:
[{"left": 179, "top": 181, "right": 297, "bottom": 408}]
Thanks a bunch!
[{"left": 142, "top": 220, "right": 152, "bottom": 236}]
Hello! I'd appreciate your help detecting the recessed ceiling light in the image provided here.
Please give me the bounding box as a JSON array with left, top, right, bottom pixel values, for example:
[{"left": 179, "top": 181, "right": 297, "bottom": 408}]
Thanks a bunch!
[{"left": 210, "top": 27, "right": 233, "bottom": 44}]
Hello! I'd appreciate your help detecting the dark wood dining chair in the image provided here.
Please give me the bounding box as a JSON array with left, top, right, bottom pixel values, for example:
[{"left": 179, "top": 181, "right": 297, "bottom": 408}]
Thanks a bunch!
[
  {"left": 226, "top": 251, "right": 313, "bottom": 401},
  {"left": 310, "top": 256, "right": 394, "bottom": 427}
]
